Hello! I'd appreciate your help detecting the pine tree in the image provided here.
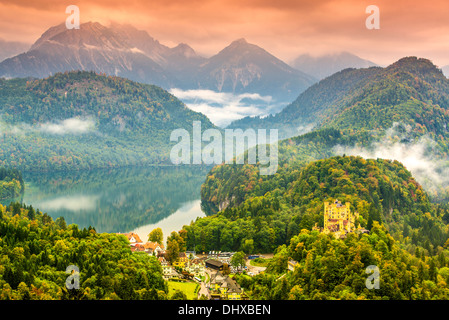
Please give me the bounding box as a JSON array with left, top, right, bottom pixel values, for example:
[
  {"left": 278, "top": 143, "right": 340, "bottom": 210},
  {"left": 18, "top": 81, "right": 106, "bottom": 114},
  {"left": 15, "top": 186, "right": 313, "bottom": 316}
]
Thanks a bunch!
[
  {"left": 27, "top": 206, "right": 35, "bottom": 220},
  {"left": 438, "top": 252, "right": 446, "bottom": 267},
  {"left": 429, "top": 259, "right": 437, "bottom": 282}
]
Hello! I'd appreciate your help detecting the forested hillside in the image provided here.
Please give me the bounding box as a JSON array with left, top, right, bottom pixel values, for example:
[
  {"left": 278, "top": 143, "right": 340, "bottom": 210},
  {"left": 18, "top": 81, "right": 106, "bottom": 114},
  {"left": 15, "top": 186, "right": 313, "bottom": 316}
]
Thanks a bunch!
[
  {"left": 203, "top": 58, "right": 449, "bottom": 215},
  {"left": 0, "top": 168, "right": 24, "bottom": 200},
  {"left": 183, "top": 57, "right": 449, "bottom": 301},
  {"left": 189, "top": 156, "right": 448, "bottom": 254},
  {"left": 229, "top": 57, "right": 449, "bottom": 141},
  {"left": 234, "top": 222, "right": 449, "bottom": 299},
  {"left": 0, "top": 71, "right": 215, "bottom": 171},
  {"left": 187, "top": 154, "right": 449, "bottom": 300},
  {"left": 0, "top": 202, "right": 168, "bottom": 299}
]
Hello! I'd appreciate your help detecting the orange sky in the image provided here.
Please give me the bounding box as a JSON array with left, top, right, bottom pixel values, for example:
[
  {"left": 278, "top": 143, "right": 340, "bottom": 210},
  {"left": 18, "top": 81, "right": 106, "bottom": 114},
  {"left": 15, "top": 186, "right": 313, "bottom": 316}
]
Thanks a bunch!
[{"left": 0, "top": 0, "right": 448, "bottom": 66}]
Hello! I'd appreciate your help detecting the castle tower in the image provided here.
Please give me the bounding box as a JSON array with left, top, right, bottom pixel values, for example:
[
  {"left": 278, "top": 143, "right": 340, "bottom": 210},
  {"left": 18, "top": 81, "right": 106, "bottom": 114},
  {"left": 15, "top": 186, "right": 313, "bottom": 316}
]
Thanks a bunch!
[{"left": 322, "top": 199, "right": 358, "bottom": 238}]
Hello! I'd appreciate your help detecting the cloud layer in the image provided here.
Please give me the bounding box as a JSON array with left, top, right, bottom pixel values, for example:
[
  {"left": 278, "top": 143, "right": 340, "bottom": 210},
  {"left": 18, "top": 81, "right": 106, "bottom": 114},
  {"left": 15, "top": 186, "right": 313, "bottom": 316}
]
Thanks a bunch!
[
  {"left": 333, "top": 123, "right": 449, "bottom": 194},
  {"left": 39, "top": 117, "right": 95, "bottom": 134},
  {"left": 170, "top": 88, "right": 281, "bottom": 127},
  {"left": 0, "top": 117, "right": 96, "bottom": 135}
]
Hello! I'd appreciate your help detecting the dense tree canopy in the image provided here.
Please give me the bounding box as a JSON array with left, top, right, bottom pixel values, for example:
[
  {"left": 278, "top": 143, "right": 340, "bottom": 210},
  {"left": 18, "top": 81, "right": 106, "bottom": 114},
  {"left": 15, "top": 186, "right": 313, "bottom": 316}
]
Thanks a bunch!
[
  {"left": 194, "top": 156, "right": 447, "bottom": 255},
  {"left": 235, "top": 223, "right": 449, "bottom": 300},
  {"left": 0, "top": 202, "right": 168, "bottom": 300},
  {"left": 0, "top": 168, "right": 24, "bottom": 200},
  {"left": 0, "top": 71, "right": 215, "bottom": 171}
]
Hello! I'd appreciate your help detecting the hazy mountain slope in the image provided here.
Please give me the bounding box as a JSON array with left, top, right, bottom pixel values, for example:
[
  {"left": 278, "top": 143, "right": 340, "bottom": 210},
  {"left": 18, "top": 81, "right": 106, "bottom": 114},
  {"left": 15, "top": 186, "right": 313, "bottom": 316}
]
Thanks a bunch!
[
  {"left": 291, "top": 51, "right": 378, "bottom": 80},
  {"left": 108, "top": 23, "right": 206, "bottom": 79},
  {"left": 228, "top": 66, "right": 381, "bottom": 135},
  {"left": 195, "top": 38, "right": 316, "bottom": 103},
  {"left": 0, "top": 39, "right": 29, "bottom": 63},
  {"left": 442, "top": 65, "right": 449, "bottom": 78}
]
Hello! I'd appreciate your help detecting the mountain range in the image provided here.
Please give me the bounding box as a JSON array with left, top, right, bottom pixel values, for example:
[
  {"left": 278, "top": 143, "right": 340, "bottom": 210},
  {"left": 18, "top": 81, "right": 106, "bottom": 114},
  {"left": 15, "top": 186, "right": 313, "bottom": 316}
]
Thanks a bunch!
[
  {"left": 191, "top": 38, "right": 316, "bottom": 103},
  {"left": 1, "top": 54, "right": 447, "bottom": 172},
  {"left": 0, "top": 22, "right": 316, "bottom": 105},
  {"left": 290, "top": 51, "right": 378, "bottom": 80},
  {"left": 229, "top": 57, "right": 449, "bottom": 138},
  {"left": 0, "top": 22, "right": 176, "bottom": 88}
]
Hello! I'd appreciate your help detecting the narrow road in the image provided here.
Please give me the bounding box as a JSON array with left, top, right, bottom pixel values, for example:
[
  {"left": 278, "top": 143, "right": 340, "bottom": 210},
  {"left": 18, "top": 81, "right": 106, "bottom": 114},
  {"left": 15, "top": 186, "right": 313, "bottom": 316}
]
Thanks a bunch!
[
  {"left": 197, "top": 281, "right": 210, "bottom": 299},
  {"left": 245, "top": 259, "right": 266, "bottom": 275},
  {"left": 197, "top": 269, "right": 211, "bottom": 299}
]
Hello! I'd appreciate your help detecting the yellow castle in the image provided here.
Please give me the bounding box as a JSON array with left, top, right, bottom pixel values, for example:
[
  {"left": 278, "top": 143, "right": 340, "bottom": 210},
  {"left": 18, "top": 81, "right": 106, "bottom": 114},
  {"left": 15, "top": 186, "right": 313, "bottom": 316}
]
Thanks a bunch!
[{"left": 314, "top": 199, "right": 361, "bottom": 238}]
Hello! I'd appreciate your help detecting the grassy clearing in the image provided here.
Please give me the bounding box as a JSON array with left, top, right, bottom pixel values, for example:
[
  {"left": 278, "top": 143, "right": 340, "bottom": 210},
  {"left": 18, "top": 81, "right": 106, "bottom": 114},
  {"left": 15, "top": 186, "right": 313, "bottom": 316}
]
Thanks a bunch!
[
  {"left": 167, "top": 280, "right": 199, "bottom": 300},
  {"left": 249, "top": 257, "right": 271, "bottom": 267}
]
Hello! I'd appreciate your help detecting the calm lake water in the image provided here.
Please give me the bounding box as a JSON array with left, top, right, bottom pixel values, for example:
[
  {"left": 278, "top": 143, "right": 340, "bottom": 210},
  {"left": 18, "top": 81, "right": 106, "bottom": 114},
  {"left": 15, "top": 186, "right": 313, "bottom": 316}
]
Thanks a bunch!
[{"left": 6, "top": 166, "right": 210, "bottom": 245}]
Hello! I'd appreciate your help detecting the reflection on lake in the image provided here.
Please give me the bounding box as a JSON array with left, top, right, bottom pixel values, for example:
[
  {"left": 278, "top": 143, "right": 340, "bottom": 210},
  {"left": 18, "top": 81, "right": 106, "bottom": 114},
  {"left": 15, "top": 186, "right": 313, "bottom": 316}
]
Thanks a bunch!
[
  {"left": 132, "top": 199, "right": 202, "bottom": 245},
  {"left": 38, "top": 195, "right": 100, "bottom": 212},
  {"left": 9, "top": 166, "right": 210, "bottom": 240}
]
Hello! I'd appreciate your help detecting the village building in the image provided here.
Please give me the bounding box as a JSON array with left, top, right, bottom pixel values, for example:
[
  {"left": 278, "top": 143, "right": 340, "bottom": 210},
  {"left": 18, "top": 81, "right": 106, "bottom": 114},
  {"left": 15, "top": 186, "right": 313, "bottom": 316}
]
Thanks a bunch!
[
  {"left": 209, "top": 271, "right": 245, "bottom": 300},
  {"left": 184, "top": 258, "right": 206, "bottom": 278},
  {"left": 172, "top": 252, "right": 189, "bottom": 268},
  {"left": 144, "top": 241, "right": 165, "bottom": 256},
  {"left": 287, "top": 259, "right": 298, "bottom": 272},
  {"left": 123, "top": 238, "right": 165, "bottom": 257},
  {"left": 205, "top": 259, "right": 224, "bottom": 271},
  {"left": 130, "top": 243, "right": 146, "bottom": 252},
  {"left": 118, "top": 232, "right": 143, "bottom": 245},
  {"left": 159, "top": 257, "right": 180, "bottom": 280}
]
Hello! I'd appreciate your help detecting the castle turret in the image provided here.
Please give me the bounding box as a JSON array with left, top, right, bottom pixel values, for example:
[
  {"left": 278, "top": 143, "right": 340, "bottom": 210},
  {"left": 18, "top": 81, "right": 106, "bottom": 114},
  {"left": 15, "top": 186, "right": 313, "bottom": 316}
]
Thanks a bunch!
[{"left": 322, "top": 199, "right": 359, "bottom": 238}]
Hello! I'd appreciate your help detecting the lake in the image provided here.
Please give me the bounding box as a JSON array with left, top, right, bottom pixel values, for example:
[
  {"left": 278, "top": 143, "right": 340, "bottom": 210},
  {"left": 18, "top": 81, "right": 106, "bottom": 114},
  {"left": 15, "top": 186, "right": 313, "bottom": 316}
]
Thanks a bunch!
[{"left": 6, "top": 166, "right": 211, "bottom": 245}]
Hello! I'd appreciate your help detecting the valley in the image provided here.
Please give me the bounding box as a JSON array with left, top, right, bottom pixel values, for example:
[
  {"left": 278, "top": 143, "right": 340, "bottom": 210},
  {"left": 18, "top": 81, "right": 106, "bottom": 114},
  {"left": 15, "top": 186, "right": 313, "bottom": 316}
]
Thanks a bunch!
[{"left": 1, "top": 8, "right": 449, "bottom": 305}]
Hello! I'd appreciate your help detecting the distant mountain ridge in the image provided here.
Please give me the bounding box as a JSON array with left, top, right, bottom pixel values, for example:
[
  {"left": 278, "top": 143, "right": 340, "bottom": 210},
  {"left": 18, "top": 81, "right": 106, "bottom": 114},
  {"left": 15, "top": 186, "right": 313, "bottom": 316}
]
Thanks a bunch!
[
  {"left": 229, "top": 57, "right": 449, "bottom": 138},
  {"left": 0, "top": 22, "right": 316, "bottom": 105},
  {"left": 193, "top": 38, "right": 316, "bottom": 103},
  {"left": 290, "top": 51, "right": 378, "bottom": 80},
  {"left": 0, "top": 39, "right": 29, "bottom": 63},
  {"left": 442, "top": 65, "right": 449, "bottom": 78},
  {"left": 0, "top": 22, "right": 177, "bottom": 88}
]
